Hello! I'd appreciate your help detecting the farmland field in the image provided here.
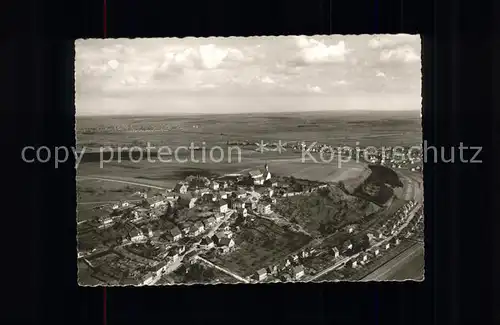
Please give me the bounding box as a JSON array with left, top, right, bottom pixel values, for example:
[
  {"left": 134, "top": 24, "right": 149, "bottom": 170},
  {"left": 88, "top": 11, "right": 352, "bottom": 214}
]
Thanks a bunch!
[{"left": 76, "top": 112, "right": 421, "bottom": 197}]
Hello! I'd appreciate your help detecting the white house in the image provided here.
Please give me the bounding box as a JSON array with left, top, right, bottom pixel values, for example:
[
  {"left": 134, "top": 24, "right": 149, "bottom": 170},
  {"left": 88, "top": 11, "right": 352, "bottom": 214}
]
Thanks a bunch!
[
  {"left": 255, "top": 268, "right": 267, "bottom": 281},
  {"left": 130, "top": 228, "right": 145, "bottom": 243},
  {"left": 173, "top": 183, "right": 189, "bottom": 194},
  {"left": 257, "top": 202, "right": 272, "bottom": 215},
  {"left": 332, "top": 247, "right": 340, "bottom": 258},
  {"left": 219, "top": 237, "right": 235, "bottom": 248},
  {"left": 238, "top": 207, "right": 248, "bottom": 217},
  {"left": 351, "top": 260, "right": 358, "bottom": 268},
  {"left": 210, "top": 181, "right": 220, "bottom": 190},
  {"left": 141, "top": 272, "right": 155, "bottom": 286},
  {"left": 384, "top": 243, "right": 391, "bottom": 250},
  {"left": 343, "top": 240, "right": 353, "bottom": 251},
  {"left": 292, "top": 265, "right": 305, "bottom": 280}
]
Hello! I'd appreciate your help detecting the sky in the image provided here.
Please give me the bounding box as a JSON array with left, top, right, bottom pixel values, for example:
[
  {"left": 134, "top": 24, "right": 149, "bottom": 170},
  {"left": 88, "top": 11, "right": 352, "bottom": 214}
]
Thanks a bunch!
[{"left": 75, "top": 34, "right": 421, "bottom": 116}]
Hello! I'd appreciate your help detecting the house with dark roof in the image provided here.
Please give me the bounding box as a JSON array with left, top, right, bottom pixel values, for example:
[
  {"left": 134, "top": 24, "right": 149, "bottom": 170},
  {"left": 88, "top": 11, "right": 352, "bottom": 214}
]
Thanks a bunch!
[
  {"left": 257, "top": 201, "right": 272, "bottom": 215},
  {"left": 238, "top": 207, "right": 248, "bottom": 217},
  {"left": 217, "top": 180, "right": 228, "bottom": 189},
  {"left": 151, "top": 261, "right": 168, "bottom": 277},
  {"left": 234, "top": 188, "right": 247, "bottom": 199},
  {"left": 249, "top": 169, "right": 263, "bottom": 178},
  {"left": 196, "top": 188, "right": 210, "bottom": 197},
  {"left": 191, "top": 222, "right": 205, "bottom": 236},
  {"left": 264, "top": 178, "right": 278, "bottom": 187},
  {"left": 210, "top": 181, "right": 219, "bottom": 190},
  {"left": 168, "top": 227, "right": 182, "bottom": 241},
  {"left": 202, "top": 217, "right": 216, "bottom": 229},
  {"left": 167, "top": 249, "right": 179, "bottom": 262},
  {"left": 219, "top": 237, "right": 235, "bottom": 248},
  {"left": 212, "top": 231, "right": 226, "bottom": 245},
  {"left": 267, "top": 264, "right": 278, "bottom": 275},
  {"left": 179, "top": 223, "right": 191, "bottom": 236},
  {"left": 129, "top": 228, "right": 145, "bottom": 243},
  {"left": 342, "top": 240, "right": 353, "bottom": 251},
  {"left": 173, "top": 183, "right": 188, "bottom": 194},
  {"left": 200, "top": 236, "right": 215, "bottom": 249},
  {"left": 391, "top": 237, "right": 401, "bottom": 245},
  {"left": 229, "top": 198, "right": 245, "bottom": 210},
  {"left": 216, "top": 200, "right": 228, "bottom": 213}
]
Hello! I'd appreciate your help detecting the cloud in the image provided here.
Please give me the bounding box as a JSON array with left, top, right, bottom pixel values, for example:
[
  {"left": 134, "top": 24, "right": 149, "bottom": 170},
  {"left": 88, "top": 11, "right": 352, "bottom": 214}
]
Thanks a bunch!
[
  {"left": 293, "top": 36, "right": 351, "bottom": 65},
  {"left": 260, "top": 76, "right": 275, "bottom": 84},
  {"left": 107, "top": 60, "right": 119, "bottom": 70},
  {"left": 307, "top": 84, "right": 323, "bottom": 93},
  {"left": 333, "top": 80, "right": 350, "bottom": 86},
  {"left": 368, "top": 34, "right": 420, "bottom": 49},
  {"left": 380, "top": 45, "right": 420, "bottom": 63},
  {"left": 75, "top": 35, "right": 420, "bottom": 102}
]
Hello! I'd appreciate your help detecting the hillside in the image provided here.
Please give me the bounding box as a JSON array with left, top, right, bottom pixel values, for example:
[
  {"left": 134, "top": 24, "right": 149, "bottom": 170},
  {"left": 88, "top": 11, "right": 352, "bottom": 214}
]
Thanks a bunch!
[{"left": 274, "top": 185, "right": 381, "bottom": 238}]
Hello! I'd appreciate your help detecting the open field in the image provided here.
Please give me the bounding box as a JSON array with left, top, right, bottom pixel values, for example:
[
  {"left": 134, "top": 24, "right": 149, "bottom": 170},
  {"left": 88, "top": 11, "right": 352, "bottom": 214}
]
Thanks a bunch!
[
  {"left": 382, "top": 244, "right": 424, "bottom": 281},
  {"left": 77, "top": 178, "right": 159, "bottom": 221},
  {"left": 205, "top": 218, "right": 312, "bottom": 277},
  {"left": 77, "top": 178, "right": 151, "bottom": 202},
  {"left": 338, "top": 242, "right": 424, "bottom": 281},
  {"left": 168, "top": 262, "right": 239, "bottom": 284},
  {"left": 76, "top": 111, "right": 421, "bottom": 194},
  {"left": 76, "top": 111, "right": 422, "bottom": 151}
]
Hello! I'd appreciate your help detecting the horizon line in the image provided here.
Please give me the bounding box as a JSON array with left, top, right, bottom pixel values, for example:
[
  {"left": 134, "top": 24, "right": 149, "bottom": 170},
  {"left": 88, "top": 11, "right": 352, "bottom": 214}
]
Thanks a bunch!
[{"left": 76, "top": 108, "right": 422, "bottom": 118}]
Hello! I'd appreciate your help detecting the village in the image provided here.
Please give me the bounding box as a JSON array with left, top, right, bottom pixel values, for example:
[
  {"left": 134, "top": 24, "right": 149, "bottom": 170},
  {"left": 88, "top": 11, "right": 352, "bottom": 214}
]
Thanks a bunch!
[{"left": 78, "top": 161, "right": 424, "bottom": 285}]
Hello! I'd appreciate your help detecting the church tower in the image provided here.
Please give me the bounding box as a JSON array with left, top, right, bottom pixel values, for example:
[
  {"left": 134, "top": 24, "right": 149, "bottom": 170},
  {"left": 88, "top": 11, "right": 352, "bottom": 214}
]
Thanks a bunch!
[{"left": 264, "top": 162, "right": 271, "bottom": 181}]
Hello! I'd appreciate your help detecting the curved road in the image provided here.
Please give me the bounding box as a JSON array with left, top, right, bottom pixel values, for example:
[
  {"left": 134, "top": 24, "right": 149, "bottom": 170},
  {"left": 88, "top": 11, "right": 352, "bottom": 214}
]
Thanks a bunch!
[{"left": 77, "top": 175, "right": 166, "bottom": 190}]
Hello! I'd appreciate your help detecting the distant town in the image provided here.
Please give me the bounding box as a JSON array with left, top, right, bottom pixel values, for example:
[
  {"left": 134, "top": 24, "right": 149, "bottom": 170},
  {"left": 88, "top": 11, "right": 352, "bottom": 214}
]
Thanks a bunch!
[{"left": 77, "top": 145, "right": 424, "bottom": 285}]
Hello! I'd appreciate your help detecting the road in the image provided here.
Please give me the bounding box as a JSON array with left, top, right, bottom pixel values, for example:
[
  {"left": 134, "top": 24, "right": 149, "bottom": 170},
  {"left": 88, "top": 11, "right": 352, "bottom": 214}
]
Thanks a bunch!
[
  {"left": 307, "top": 255, "right": 353, "bottom": 282},
  {"left": 77, "top": 176, "right": 166, "bottom": 190},
  {"left": 195, "top": 255, "right": 249, "bottom": 283},
  {"left": 360, "top": 243, "right": 424, "bottom": 281},
  {"left": 78, "top": 199, "right": 143, "bottom": 205},
  {"left": 206, "top": 211, "right": 234, "bottom": 238}
]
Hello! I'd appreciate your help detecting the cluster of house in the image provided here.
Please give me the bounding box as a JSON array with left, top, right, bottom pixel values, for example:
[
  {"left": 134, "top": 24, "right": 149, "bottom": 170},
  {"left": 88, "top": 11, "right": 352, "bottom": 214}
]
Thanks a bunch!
[
  {"left": 340, "top": 236, "right": 401, "bottom": 269},
  {"left": 377, "top": 200, "right": 417, "bottom": 236},
  {"left": 404, "top": 206, "right": 424, "bottom": 238},
  {"left": 96, "top": 163, "right": 331, "bottom": 239},
  {"left": 363, "top": 148, "right": 423, "bottom": 171},
  {"left": 252, "top": 246, "right": 323, "bottom": 282},
  {"left": 337, "top": 202, "right": 420, "bottom": 269}
]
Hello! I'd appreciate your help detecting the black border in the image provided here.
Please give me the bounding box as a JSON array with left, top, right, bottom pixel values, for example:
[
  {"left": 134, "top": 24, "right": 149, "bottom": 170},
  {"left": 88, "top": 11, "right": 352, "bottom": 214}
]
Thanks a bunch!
[{"left": 2, "top": 0, "right": 497, "bottom": 323}]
